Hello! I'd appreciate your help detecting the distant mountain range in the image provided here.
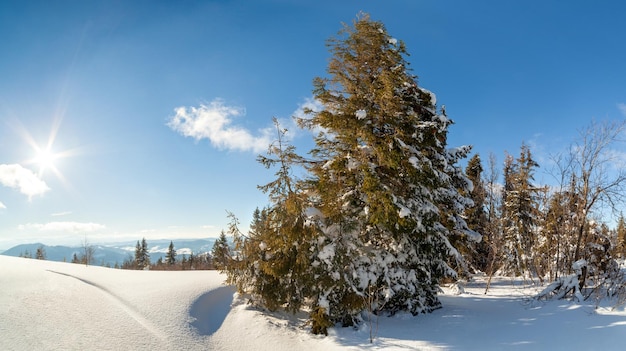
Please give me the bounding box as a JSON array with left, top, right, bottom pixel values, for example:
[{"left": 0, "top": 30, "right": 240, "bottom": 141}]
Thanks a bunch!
[{"left": 0, "top": 238, "right": 219, "bottom": 267}]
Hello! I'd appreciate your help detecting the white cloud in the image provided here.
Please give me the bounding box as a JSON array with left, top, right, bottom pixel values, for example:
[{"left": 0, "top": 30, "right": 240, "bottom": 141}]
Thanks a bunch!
[
  {"left": 292, "top": 97, "right": 323, "bottom": 120},
  {"left": 0, "top": 164, "right": 50, "bottom": 198},
  {"left": 51, "top": 211, "right": 72, "bottom": 217},
  {"left": 0, "top": 201, "right": 6, "bottom": 209},
  {"left": 18, "top": 221, "right": 106, "bottom": 233},
  {"left": 167, "top": 99, "right": 273, "bottom": 153},
  {"left": 618, "top": 103, "right": 626, "bottom": 117}
]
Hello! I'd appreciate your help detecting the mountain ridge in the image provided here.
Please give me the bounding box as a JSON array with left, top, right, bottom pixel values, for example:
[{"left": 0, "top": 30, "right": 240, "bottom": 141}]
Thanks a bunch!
[{"left": 0, "top": 238, "right": 219, "bottom": 266}]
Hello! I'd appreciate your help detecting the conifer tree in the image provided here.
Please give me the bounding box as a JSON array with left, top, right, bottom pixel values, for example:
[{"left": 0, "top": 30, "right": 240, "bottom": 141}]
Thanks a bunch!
[
  {"left": 135, "top": 238, "right": 150, "bottom": 270},
  {"left": 142, "top": 238, "right": 150, "bottom": 268},
  {"left": 135, "top": 240, "right": 141, "bottom": 268},
  {"left": 226, "top": 119, "right": 318, "bottom": 313},
  {"left": 189, "top": 252, "right": 196, "bottom": 270},
  {"left": 165, "top": 241, "right": 177, "bottom": 266},
  {"left": 463, "top": 154, "right": 488, "bottom": 272},
  {"left": 225, "top": 13, "right": 474, "bottom": 335},
  {"left": 211, "top": 231, "right": 231, "bottom": 270},
  {"left": 300, "top": 13, "right": 475, "bottom": 332},
  {"left": 501, "top": 145, "right": 540, "bottom": 278}
]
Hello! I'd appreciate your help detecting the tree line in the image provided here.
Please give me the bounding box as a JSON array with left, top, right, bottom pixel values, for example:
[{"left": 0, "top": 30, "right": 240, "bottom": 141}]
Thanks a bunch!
[
  {"left": 112, "top": 235, "right": 232, "bottom": 270},
  {"left": 117, "top": 235, "right": 231, "bottom": 271},
  {"left": 18, "top": 235, "right": 233, "bottom": 271},
  {"left": 461, "top": 136, "right": 626, "bottom": 296}
]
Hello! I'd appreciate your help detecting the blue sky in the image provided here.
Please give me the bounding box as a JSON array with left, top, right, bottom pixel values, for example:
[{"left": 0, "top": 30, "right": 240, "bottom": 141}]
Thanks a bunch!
[{"left": 1, "top": 0, "right": 625, "bottom": 249}]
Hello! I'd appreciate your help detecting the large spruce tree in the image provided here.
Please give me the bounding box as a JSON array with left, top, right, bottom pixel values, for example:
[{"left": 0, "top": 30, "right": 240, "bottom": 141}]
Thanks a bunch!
[
  {"left": 226, "top": 13, "right": 475, "bottom": 335},
  {"left": 301, "top": 13, "right": 475, "bottom": 332}
]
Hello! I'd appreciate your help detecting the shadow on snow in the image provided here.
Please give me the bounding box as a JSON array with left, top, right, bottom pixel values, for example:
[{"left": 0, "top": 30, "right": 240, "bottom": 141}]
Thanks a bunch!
[{"left": 189, "top": 285, "right": 236, "bottom": 336}]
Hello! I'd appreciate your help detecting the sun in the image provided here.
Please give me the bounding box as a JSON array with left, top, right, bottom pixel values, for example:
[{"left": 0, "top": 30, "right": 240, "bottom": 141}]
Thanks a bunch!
[
  {"left": 12, "top": 115, "right": 80, "bottom": 188},
  {"left": 33, "top": 146, "right": 59, "bottom": 175}
]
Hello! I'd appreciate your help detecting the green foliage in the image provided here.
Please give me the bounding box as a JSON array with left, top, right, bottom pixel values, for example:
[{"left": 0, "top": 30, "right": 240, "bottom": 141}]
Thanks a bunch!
[
  {"left": 225, "top": 119, "right": 318, "bottom": 314},
  {"left": 211, "top": 231, "right": 230, "bottom": 270},
  {"left": 463, "top": 154, "right": 489, "bottom": 272},
  {"left": 225, "top": 13, "right": 473, "bottom": 334},
  {"left": 165, "top": 241, "right": 177, "bottom": 265},
  {"left": 304, "top": 12, "right": 472, "bottom": 323},
  {"left": 310, "top": 307, "right": 333, "bottom": 336},
  {"left": 134, "top": 237, "right": 150, "bottom": 270}
]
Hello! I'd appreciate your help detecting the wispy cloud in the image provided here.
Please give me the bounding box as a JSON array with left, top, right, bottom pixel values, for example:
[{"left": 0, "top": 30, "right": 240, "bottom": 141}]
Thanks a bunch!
[
  {"left": 51, "top": 211, "right": 72, "bottom": 217},
  {"left": 167, "top": 99, "right": 273, "bottom": 153},
  {"left": 0, "top": 164, "right": 49, "bottom": 198},
  {"left": 618, "top": 103, "right": 626, "bottom": 117},
  {"left": 18, "top": 221, "right": 106, "bottom": 233},
  {"left": 0, "top": 201, "right": 6, "bottom": 209}
]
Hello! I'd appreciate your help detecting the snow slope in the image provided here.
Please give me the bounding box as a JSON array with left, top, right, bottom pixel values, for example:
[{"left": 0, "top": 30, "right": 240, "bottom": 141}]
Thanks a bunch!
[{"left": 1, "top": 255, "right": 624, "bottom": 350}]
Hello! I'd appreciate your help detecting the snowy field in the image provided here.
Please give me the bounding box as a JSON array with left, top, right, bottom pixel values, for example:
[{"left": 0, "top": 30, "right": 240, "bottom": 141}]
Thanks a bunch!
[{"left": 1, "top": 255, "right": 625, "bottom": 350}]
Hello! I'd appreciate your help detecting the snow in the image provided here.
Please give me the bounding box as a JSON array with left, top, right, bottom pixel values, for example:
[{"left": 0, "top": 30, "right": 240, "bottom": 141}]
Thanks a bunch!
[
  {"left": 398, "top": 205, "right": 411, "bottom": 218},
  {"left": 355, "top": 109, "right": 367, "bottom": 120},
  {"left": 418, "top": 87, "right": 437, "bottom": 106},
  {"left": 2, "top": 255, "right": 625, "bottom": 350},
  {"left": 318, "top": 243, "right": 336, "bottom": 265}
]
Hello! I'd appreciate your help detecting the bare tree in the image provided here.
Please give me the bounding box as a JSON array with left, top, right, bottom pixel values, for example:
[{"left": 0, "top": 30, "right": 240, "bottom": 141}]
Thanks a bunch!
[
  {"left": 556, "top": 120, "right": 626, "bottom": 284},
  {"left": 36, "top": 245, "right": 46, "bottom": 260},
  {"left": 81, "top": 237, "right": 96, "bottom": 266}
]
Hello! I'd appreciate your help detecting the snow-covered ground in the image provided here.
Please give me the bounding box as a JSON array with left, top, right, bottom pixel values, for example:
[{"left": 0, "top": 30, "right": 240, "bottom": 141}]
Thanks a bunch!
[{"left": 1, "top": 255, "right": 624, "bottom": 350}]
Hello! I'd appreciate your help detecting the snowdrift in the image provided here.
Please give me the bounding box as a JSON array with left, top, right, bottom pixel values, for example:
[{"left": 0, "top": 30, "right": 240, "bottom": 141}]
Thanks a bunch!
[{"left": 1, "top": 255, "right": 625, "bottom": 350}]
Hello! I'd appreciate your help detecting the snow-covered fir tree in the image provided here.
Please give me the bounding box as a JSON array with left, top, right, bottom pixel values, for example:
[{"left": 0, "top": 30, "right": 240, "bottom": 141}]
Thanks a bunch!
[
  {"left": 226, "top": 13, "right": 476, "bottom": 335},
  {"left": 500, "top": 145, "right": 540, "bottom": 277},
  {"left": 300, "top": 13, "right": 477, "bottom": 332},
  {"left": 226, "top": 119, "right": 318, "bottom": 314},
  {"left": 463, "top": 154, "right": 489, "bottom": 272}
]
